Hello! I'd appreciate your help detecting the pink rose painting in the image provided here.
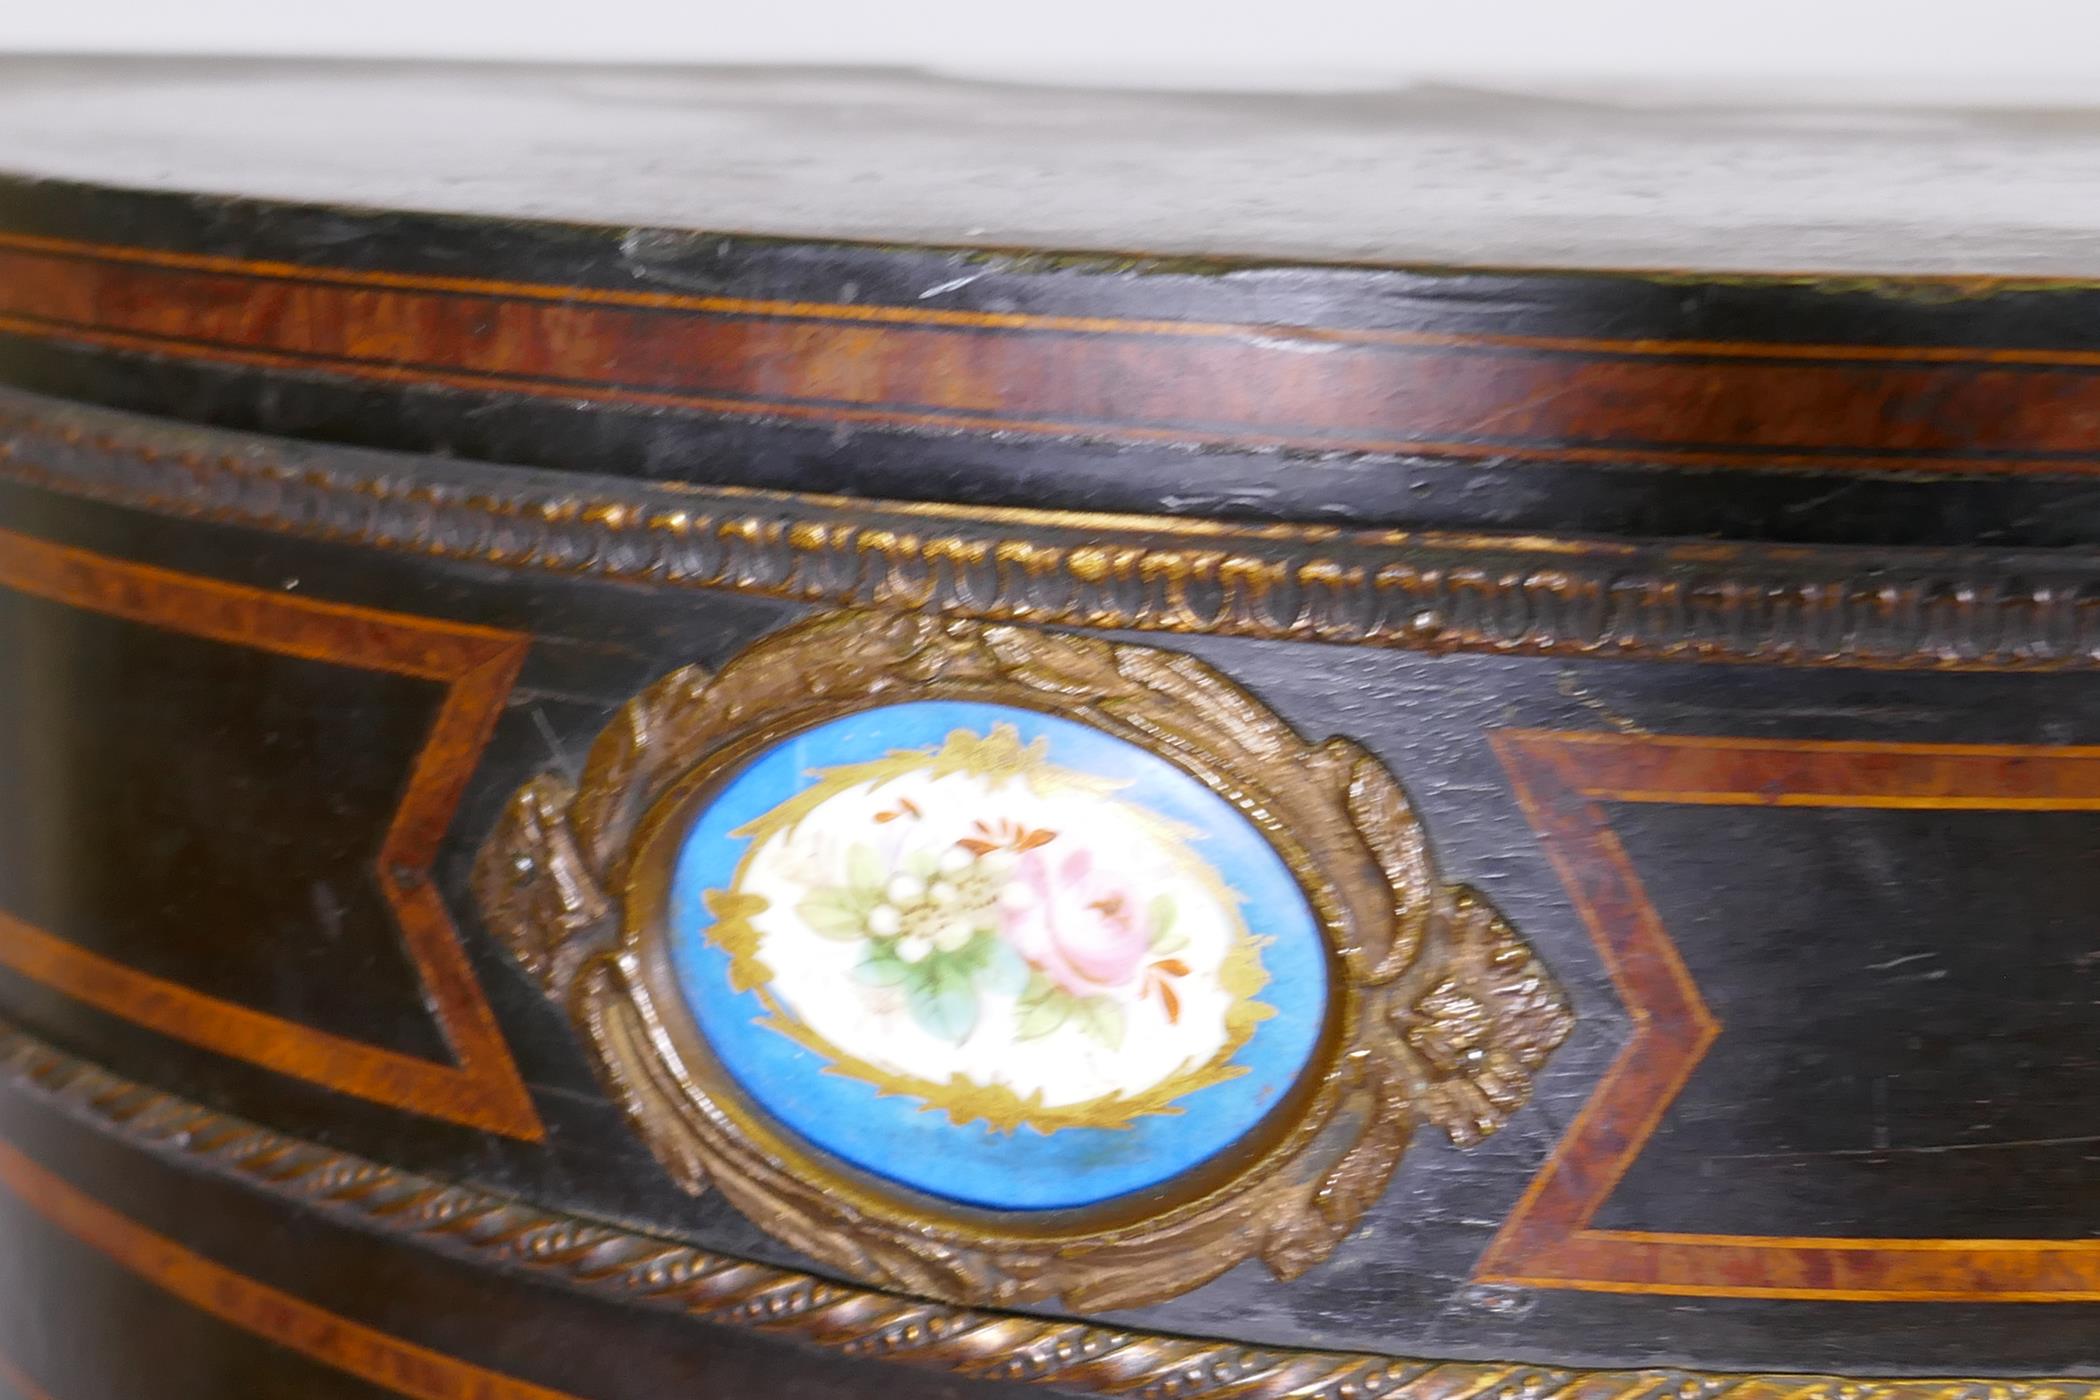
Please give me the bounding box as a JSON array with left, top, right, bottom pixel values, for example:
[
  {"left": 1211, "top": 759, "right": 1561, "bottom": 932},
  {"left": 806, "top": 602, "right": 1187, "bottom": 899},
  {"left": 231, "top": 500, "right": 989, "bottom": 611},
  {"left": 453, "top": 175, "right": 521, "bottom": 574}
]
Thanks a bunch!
[
  {"left": 999, "top": 847, "right": 1152, "bottom": 994},
  {"left": 997, "top": 845, "right": 1192, "bottom": 1044}
]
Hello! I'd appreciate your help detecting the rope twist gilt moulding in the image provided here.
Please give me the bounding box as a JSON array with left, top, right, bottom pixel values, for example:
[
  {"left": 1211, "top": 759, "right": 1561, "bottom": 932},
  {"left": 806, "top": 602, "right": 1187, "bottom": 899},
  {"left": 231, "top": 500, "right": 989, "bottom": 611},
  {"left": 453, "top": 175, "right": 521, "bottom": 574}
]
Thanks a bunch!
[
  {"left": 8, "top": 1020, "right": 2100, "bottom": 1400},
  {"left": 473, "top": 608, "right": 1573, "bottom": 1309}
]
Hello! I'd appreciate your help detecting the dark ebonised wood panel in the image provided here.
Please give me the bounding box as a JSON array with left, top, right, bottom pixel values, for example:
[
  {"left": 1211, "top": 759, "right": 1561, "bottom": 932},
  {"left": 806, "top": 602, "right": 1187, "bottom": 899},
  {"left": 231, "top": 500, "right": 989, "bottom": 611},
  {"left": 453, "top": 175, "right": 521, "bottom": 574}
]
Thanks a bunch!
[{"left": 7, "top": 60, "right": 2100, "bottom": 1400}]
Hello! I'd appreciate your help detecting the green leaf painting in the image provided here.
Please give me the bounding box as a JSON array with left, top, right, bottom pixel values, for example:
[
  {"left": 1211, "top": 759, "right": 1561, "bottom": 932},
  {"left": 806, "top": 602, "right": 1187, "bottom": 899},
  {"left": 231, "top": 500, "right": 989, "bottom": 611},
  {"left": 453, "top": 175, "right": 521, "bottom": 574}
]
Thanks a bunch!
[
  {"left": 797, "top": 887, "right": 873, "bottom": 940},
  {"left": 1148, "top": 892, "right": 1188, "bottom": 953},
  {"left": 1076, "top": 995, "right": 1126, "bottom": 1051},
  {"left": 853, "top": 945, "right": 911, "bottom": 986},
  {"left": 905, "top": 960, "right": 979, "bottom": 1042}
]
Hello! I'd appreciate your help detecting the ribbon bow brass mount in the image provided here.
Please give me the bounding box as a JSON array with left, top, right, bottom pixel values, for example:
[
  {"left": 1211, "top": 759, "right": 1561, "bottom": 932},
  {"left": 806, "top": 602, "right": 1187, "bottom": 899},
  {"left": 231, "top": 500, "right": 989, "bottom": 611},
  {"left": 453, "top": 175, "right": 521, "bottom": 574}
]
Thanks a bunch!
[{"left": 475, "top": 610, "right": 1571, "bottom": 1310}]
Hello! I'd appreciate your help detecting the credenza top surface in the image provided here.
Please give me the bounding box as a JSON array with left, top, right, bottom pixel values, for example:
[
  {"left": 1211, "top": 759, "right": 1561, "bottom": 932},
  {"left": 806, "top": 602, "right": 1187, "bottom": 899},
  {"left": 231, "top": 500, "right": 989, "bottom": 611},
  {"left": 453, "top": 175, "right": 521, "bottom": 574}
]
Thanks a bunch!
[{"left": 5, "top": 57, "right": 2100, "bottom": 276}]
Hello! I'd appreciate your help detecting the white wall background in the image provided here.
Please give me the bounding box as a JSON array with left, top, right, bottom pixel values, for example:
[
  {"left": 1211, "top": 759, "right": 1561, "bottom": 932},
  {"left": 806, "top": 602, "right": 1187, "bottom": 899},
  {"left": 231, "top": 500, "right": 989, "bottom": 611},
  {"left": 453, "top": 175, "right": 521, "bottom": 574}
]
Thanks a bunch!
[{"left": 4, "top": 0, "right": 2100, "bottom": 100}]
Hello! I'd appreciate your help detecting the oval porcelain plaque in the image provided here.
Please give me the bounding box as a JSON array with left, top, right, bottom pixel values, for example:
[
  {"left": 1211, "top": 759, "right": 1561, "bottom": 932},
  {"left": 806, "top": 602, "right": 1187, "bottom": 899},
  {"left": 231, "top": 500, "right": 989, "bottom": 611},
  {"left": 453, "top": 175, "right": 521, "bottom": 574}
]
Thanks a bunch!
[{"left": 666, "top": 699, "right": 1331, "bottom": 1211}]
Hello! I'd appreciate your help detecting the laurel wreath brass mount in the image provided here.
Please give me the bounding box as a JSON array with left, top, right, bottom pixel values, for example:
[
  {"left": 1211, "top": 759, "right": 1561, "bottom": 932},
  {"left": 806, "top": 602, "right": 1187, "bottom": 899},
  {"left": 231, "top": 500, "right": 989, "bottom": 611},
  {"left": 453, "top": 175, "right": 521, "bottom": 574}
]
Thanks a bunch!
[{"left": 475, "top": 609, "right": 1572, "bottom": 1308}]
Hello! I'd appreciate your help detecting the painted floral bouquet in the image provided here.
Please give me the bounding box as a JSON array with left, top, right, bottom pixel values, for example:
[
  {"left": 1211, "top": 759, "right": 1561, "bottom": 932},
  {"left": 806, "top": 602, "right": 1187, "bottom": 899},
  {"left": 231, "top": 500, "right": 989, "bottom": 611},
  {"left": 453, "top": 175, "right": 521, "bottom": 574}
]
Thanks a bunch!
[
  {"left": 703, "top": 725, "right": 1271, "bottom": 1131},
  {"left": 801, "top": 813, "right": 1193, "bottom": 1048}
]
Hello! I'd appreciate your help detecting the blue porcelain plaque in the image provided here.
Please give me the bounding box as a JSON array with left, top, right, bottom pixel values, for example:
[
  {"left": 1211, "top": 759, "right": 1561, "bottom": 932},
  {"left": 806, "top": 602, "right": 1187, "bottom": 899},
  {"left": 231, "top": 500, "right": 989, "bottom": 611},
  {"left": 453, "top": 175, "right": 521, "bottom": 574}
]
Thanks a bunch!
[{"left": 666, "top": 700, "right": 1331, "bottom": 1211}]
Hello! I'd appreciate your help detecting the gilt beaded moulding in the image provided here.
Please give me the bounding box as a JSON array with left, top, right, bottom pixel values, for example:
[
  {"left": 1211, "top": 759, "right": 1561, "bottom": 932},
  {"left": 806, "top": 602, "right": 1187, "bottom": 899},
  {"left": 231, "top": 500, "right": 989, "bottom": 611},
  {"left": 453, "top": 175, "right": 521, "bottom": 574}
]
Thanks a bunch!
[{"left": 473, "top": 608, "right": 1573, "bottom": 1308}]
